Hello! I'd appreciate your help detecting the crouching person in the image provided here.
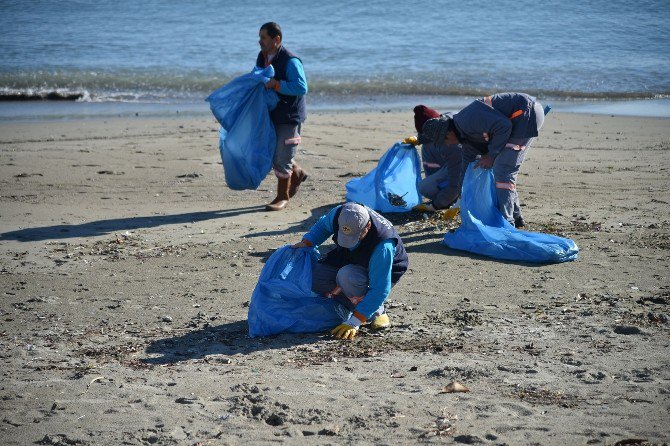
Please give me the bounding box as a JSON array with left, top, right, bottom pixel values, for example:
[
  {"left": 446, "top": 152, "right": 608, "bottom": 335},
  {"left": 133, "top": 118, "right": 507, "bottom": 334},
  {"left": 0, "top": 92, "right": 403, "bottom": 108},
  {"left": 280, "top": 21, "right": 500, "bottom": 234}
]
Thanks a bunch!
[
  {"left": 292, "top": 202, "right": 408, "bottom": 340},
  {"left": 405, "top": 105, "right": 464, "bottom": 212}
]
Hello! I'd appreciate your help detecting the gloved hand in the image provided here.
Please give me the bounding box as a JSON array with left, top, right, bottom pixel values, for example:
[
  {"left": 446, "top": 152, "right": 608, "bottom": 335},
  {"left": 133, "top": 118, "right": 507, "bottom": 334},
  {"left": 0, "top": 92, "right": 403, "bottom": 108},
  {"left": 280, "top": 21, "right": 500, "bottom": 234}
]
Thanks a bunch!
[
  {"left": 331, "top": 324, "right": 358, "bottom": 340},
  {"left": 402, "top": 136, "right": 419, "bottom": 146},
  {"left": 291, "top": 239, "right": 311, "bottom": 249},
  {"left": 475, "top": 154, "right": 494, "bottom": 169},
  {"left": 265, "top": 79, "right": 280, "bottom": 90}
]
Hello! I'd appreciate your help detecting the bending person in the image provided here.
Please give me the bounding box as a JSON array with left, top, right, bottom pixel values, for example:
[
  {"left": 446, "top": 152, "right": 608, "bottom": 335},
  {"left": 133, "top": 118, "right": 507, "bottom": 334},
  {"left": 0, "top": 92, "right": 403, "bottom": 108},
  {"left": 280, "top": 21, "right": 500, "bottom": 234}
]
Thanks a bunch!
[
  {"left": 406, "top": 105, "right": 464, "bottom": 212},
  {"left": 421, "top": 93, "right": 546, "bottom": 227},
  {"left": 292, "top": 203, "right": 408, "bottom": 340}
]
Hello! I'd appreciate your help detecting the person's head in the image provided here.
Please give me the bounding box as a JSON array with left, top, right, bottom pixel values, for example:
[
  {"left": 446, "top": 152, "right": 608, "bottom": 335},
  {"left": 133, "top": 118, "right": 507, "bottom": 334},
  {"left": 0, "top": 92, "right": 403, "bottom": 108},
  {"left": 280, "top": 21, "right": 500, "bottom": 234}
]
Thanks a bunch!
[
  {"left": 259, "top": 22, "right": 282, "bottom": 54},
  {"left": 413, "top": 105, "right": 440, "bottom": 133},
  {"left": 337, "top": 203, "right": 372, "bottom": 248},
  {"left": 421, "top": 117, "right": 459, "bottom": 145}
]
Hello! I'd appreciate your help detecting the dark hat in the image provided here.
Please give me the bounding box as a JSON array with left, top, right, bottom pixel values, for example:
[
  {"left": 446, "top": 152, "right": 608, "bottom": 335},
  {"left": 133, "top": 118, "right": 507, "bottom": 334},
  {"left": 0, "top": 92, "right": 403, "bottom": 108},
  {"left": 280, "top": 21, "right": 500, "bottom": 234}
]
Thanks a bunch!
[
  {"left": 413, "top": 105, "right": 441, "bottom": 133},
  {"left": 421, "top": 117, "right": 452, "bottom": 144}
]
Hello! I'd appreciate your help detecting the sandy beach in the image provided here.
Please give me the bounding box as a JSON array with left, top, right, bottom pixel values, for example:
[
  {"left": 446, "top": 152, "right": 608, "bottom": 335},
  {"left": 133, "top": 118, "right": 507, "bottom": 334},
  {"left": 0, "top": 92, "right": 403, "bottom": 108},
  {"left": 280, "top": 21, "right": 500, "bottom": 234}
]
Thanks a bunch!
[{"left": 0, "top": 111, "right": 669, "bottom": 445}]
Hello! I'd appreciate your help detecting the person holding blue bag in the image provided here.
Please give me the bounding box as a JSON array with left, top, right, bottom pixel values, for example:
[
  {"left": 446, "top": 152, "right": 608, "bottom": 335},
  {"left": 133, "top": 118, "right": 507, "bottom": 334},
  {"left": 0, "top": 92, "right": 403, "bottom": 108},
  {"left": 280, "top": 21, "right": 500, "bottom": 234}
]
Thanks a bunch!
[
  {"left": 421, "top": 93, "right": 547, "bottom": 228},
  {"left": 292, "top": 203, "right": 408, "bottom": 340},
  {"left": 256, "top": 22, "right": 309, "bottom": 211}
]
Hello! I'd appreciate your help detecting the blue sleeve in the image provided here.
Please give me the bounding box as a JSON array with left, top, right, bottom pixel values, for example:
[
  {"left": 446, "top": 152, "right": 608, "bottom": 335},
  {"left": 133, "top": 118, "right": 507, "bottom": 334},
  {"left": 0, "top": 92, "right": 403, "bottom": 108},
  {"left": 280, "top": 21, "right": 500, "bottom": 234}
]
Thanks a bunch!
[
  {"left": 355, "top": 240, "right": 395, "bottom": 319},
  {"left": 279, "top": 58, "right": 308, "bottom": 96},
  {"left": 303, "top": 206, "right": 340, "bottom": 248}
]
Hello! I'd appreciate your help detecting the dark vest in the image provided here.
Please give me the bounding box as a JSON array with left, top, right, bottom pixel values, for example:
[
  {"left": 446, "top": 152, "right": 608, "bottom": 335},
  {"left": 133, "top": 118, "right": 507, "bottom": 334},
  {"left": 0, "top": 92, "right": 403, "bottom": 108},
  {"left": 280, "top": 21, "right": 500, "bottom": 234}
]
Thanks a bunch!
[
  {"left": 323, "top": 205, "right": 408, "bottom": 284},
  {"left": 256, "top": 46, "right": 307, "bottom": 125}
]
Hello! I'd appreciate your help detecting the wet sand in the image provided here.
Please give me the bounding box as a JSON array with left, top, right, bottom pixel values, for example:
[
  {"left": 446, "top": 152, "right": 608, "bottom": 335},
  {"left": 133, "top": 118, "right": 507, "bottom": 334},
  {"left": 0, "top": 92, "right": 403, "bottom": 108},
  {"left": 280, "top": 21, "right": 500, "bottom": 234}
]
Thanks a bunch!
[{"left": 0, "top": 111, "right": 669, "bottom": 445}]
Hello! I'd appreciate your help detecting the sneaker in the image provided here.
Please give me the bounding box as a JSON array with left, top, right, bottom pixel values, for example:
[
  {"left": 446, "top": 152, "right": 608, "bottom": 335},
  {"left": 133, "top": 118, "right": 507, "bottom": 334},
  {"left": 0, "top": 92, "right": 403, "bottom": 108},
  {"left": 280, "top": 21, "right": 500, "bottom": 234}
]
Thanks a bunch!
[
  {"left": 368, "top": 313, "right": 391, "bottom": 330},
  {"left": 514, "top": 215, "right": 526, "bottom": 228}
]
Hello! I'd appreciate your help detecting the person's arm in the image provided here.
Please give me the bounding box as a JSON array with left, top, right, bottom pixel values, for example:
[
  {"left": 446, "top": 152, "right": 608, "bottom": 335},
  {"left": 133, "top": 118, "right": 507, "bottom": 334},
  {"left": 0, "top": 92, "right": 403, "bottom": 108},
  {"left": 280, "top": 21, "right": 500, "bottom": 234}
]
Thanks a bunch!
[
  {"left": 300, "top": 206, "right": 340, "bottom": 248},
  {"left": 469, "top": 111, "right": 512, "bottom": 168},
  {"left": 268, "top": 58, "right": 307, "bottom": 95},
  {"left": 350, "top": 240, "right": 395, "bottom": 324},
  {"left": 484, "top": 113, "right": 512, "bottom": 158},
  {"left": 332, "top": 240, "right": 394, "bottom": 340}
]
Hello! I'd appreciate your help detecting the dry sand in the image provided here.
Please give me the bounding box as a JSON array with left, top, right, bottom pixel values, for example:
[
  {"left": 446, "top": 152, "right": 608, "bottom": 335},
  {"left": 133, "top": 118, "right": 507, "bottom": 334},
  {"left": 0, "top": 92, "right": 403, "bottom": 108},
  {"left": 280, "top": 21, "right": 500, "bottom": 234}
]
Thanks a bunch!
[{"left": 0, "top": 111, "right": 669, "bottom": 445}]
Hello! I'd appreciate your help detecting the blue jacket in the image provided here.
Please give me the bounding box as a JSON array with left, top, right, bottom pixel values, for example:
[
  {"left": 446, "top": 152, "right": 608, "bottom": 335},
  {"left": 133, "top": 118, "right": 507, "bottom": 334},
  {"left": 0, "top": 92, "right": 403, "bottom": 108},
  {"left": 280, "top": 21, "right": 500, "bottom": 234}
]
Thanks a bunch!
[{"left": 303, "top": 205, "right": 407, "bottom": 321}]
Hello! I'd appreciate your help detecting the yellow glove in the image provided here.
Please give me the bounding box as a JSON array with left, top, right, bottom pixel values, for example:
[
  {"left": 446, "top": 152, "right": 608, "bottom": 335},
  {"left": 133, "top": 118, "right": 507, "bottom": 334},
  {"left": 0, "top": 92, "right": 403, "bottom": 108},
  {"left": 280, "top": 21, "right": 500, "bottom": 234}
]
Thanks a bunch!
[
  {"left": 331, "top": 324, "right": 358, "bottom": 340},
  {"left": 402, "top": 136, "right": 419, "bottom": 146}
]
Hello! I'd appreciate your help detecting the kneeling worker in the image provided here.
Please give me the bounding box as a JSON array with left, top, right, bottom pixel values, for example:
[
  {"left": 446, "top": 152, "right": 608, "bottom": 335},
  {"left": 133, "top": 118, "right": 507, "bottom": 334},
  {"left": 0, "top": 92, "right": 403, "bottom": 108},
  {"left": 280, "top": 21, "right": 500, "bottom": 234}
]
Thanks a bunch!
[{"left": 292, "top": 202, "right": 408, "bottom": 340}]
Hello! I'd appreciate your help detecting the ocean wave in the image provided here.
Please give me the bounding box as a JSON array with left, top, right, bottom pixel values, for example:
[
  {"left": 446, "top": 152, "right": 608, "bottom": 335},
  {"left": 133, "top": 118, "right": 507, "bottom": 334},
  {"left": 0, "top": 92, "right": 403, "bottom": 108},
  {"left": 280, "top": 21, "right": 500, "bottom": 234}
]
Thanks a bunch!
[{"left": 1, "top": 70, "right": 668, "bottom": 102}]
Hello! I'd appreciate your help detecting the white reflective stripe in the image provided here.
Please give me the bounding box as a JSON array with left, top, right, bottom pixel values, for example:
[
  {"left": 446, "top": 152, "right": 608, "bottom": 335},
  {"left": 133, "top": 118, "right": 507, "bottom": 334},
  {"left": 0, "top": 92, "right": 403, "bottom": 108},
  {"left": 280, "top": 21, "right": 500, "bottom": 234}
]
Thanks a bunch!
[
  {"left": 495, "top": 181, "right": 516, "bottom": 191},
  {"left": 273, "top": 167, "right": 291, "bottom": 179},
  {"left": 326, "top": 286, "right": 342, "bottom": 298},
  {"left": 284, "top": 136, "right": 302, "bottom": 145},
  {"left": 423, "top": 162, "right": 441, "bottom": 169},
  {"left": 505, "top": 143, "right": 526, "bottom": 151}
]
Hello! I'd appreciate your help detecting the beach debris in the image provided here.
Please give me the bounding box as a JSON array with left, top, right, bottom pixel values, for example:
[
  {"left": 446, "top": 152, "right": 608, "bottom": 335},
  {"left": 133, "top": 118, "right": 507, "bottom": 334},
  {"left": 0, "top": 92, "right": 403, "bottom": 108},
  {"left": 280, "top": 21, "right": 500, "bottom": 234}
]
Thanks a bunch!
[
  {"left": 613, "top": 325, "right": 643, "bottom": 335},
  {"left": 613, "top": 440, "right": 648, "bottom": 446},
  {"left": 453, "top": 435, "right": 484, "bottom": 444},
  {"left": 97, "top": 170, "right": 125, "bottom": 175},
  {"left": 317, "top": 426, "right": 340, "bottom": 436},
  {"left": 420, "top": 410, "right": 457, "bottom": 438},
  {"left": 38, "top": 434, "right": 84, "bottom": 445},
  {"left": 387, "top": 191, "right": 409, "bottom": 207},
  {"left": 439, "top": 382, "right": 470, "bottom": 393},
  {"left": 265, "top": 413, "right": 284, "bottom": 426},
  {"left": 177, "top": 173, "right": 200, "bottom": 178},
  {"left": 162, "top": 315, "right": 173, "bottom": 323},
  {"left": 14, "top": 173, "right": 43, "bottom": 178},
  {"left": 86, "top": 376, "right": 105, "bottom": 390},
  {"left": 648, "top": 312, "right": 668, "bottom": 323}
]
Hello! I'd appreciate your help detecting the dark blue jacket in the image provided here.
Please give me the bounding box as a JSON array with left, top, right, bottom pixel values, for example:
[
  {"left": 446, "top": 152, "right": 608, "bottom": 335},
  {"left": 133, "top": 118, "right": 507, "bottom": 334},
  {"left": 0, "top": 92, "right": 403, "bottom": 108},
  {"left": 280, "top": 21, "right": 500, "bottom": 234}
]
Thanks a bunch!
[
  {"left": 454, "top": 92, "right": 539, "bottom": 156},
  {"left": 256, "top": 46, "right": 307, "bottom": 125},
  {"left": 324, "top": 206, "right": 408, "bottom": 284}
]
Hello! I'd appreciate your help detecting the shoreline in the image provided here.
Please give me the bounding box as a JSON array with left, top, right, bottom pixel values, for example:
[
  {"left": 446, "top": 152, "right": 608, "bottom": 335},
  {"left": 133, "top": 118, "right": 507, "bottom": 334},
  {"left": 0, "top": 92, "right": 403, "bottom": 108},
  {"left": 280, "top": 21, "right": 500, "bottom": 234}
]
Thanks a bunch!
[{"left": 1, "top": 96, "right": 669, "bottom": 124}]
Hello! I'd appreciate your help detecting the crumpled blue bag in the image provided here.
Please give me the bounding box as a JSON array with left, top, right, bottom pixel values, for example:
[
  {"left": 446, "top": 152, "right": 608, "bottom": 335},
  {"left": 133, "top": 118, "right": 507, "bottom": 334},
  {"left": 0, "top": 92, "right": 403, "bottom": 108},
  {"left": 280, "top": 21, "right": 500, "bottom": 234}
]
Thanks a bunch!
[
  {"left": 345, "top": 142, "right": 422, "bottom": 212},
  {"left": 248, "top": 245, "right": 341, "bottom": 337},
  {"left": 443, "top": 163, "right": 579, "bottom": 263},
  {"left": 206, "top": 66, "right": 279, "bottom": 190}
]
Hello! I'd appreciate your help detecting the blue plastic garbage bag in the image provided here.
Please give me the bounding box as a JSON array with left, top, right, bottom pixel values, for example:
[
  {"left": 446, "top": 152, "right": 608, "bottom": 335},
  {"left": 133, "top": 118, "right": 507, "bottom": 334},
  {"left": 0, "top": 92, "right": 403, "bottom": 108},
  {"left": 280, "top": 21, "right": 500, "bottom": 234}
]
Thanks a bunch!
[
  {"left": 206, "top": 66, "right": 279, "bottom": 190},
  {"left": 345, "top": 142, "right": 422, "bottom": 212},
  {"left": 443, "top": 164, "right": 579, "bottom": 263},
  {"left": 248, "top": 245, "right": 342, "bottom": 337}
]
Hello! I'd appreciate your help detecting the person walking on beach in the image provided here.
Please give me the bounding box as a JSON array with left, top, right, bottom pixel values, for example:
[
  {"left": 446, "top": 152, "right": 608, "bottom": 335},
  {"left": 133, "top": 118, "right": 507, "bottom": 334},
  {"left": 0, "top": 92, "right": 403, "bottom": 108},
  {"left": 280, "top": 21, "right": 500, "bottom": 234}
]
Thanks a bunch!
[
  {"left": 421, "top": 93, "right": 546, "bottom": 228},
  {"left": 256, "top": 22, "right": 309, "bottom": 211},
  {"left": 292, "top": 202, "right": 408, "bottom": 340},
  {"left": 405, "top": 105, "right": 464, "bottom": 213}
]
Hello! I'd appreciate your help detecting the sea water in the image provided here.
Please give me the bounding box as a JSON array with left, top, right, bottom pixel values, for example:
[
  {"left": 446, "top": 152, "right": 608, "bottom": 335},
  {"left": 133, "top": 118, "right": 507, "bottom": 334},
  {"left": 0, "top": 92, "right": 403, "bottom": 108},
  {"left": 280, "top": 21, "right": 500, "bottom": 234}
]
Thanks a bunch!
[{"left": 1, "top": 0, "right": 668, "bottom": 119}]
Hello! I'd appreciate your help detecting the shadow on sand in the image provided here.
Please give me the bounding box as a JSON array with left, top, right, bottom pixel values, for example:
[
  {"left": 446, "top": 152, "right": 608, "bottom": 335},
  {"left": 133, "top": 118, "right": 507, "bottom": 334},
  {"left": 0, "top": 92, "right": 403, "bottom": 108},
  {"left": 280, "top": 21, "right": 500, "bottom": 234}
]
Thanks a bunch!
[
  {"left": 142, "top": 320, "right": 325, "bottom": 365},
  {"left": 1, "top": 205, "right": 266, "bottom": 242}
]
